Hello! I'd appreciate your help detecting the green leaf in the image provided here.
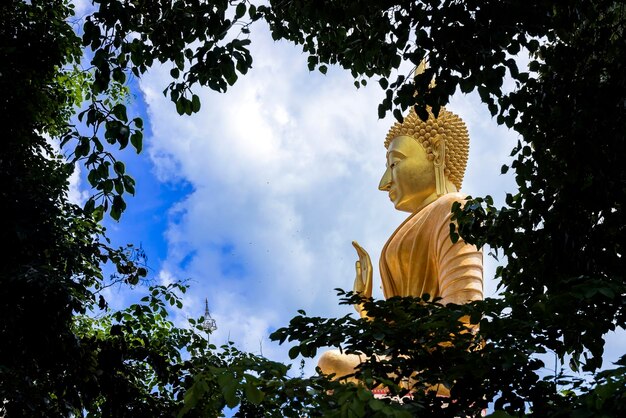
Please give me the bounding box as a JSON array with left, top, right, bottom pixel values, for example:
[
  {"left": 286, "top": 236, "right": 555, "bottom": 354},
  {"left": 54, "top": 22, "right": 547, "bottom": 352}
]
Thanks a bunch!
[
  {"left": 288, "top": 346, "right": 300, "bottom": 359},
  {"left": 118, "top": 126, "right": 129, "bottom": 149},
  {"left": 123, "top": 175, "right": 136, "bottom": 195},
  {"left": 114, "top": 161, "right": 125, "bottom": 175},
  {"left": 369, "top": 398, "right": 385, "bottom": 411},
  {"left": 112, "top": 67, "right": 126, "bottom": 84},
  {"left": 244, "top": 382, "right": 265, "bottom": 405},
  {"left": 356, "top": 388, "right": 370, "bottom": 401},
  {"left": 131, "top": 131, "right": 143, "bottom": 153},
  {"left": 76, "top": 137, "right": 90, "bottom": 158},
  {"left": 112, "top": 104, "right": 128, "bottom": 122},
  {"left": 378, "top": 103, "right": 387, "bottom": 119},
  {"left": 191, "top": 94, "right": 201, "bottom": 113},
  {"left": 111, "top": 195, "right": 126, "bottom": 220},
  {"left": 127, "top": 273, "right": 139, "bottom": 285},
  {"left": 114, "top": 179, "right": 124, "bottom": 195},
  {"left": 176, "top": 98, "right": 185, "bottom": 115},
  {"left": 235, "top": 2, "right": 246, "bottom": 20},
  {"left": 84, "top": 198, "right": 95, "bottom": 214},
  {"left": 179, "top": 378, "right": 209, "bottom": 418},
  {"left": 220, "top": 59, "right": 238, "bottom": 86},
  {"left": 92, "top": 205, "right": 105, "bottom": 222},
  {"left": 220, "top": 377, "right": 238, "bottom": 409}
]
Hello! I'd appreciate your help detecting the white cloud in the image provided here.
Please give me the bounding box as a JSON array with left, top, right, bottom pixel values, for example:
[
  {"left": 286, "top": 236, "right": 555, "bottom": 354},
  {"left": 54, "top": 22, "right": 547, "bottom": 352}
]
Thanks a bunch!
[
  {"left": 139, "top": 27, "right": 521, "bottom": 374},
  {"left": 66, "top": 161, "right": 89, "bottom": 206},
  {"left": 46, "top": 136, "right": 89, "bottom": 206}
]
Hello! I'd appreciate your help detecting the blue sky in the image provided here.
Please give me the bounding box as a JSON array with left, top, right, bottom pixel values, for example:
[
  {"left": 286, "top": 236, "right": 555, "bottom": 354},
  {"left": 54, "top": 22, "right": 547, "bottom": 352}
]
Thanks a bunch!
[{"left": 69, "top": 0, "right": 624, "bottom": 381}]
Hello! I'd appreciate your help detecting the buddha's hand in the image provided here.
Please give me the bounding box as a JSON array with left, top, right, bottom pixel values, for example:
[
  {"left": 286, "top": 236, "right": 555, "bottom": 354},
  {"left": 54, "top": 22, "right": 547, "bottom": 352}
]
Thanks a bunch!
[{"left": 352, "top": 241, "right": 373, "bottom": 318}]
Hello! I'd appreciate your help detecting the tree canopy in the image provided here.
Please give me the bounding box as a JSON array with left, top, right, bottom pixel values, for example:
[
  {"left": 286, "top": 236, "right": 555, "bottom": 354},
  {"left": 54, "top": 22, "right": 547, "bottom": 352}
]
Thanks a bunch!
[
  {"left": 266, "top": 0, "right": 626, "bottom": 414},
  {"left": 1, "top": 0, "right": 624, "bottom": 416}
]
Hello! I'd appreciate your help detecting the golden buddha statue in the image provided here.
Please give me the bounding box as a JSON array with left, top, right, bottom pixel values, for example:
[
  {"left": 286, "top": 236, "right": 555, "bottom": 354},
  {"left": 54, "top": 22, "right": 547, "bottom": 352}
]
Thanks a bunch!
[{"left": 317, "top": 105, "right": 484, "bottom": 387}]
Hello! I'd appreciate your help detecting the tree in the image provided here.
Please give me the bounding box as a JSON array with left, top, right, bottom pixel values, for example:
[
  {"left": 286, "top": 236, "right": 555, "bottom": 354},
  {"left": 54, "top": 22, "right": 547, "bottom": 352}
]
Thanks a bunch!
[
  {"left": 0, "top": 0, "right": 281, "bottom": 416},
  {"left": 263, "top": 0, "right": 626, "bottom": 416},
  {"left": 1, "top": 1, "right": 105, "bottom": 414},
  {"left": 2, "top": 1, "right": 330, "bottom": 416},
  {"left": 2, "top": 0, "right": 625, "bottom": 416}
]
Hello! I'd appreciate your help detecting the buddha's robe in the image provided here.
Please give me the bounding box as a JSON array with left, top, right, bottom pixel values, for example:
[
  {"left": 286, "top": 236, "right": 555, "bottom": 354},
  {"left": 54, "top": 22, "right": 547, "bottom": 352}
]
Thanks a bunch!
[
  {"left": 380, "top": 192, "right": 483, "bottom": 304},
  {"left": 317, "top": 193, "right": 482, "bottom": 390},
  {"left": 379, "top": 193, "right": 483, "bottom": 397}
]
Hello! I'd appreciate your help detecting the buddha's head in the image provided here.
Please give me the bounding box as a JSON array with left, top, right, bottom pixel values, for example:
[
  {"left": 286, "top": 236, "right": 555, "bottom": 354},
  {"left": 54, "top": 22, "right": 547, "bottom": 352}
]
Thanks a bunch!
[{"left": 379, "top": 107, "right": 469, "bottom": 213}]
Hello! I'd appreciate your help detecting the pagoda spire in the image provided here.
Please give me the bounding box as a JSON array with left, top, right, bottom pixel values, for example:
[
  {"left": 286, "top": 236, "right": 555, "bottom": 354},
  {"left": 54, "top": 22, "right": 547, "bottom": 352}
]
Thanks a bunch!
[{"left": 201, "top": 298, "right": 217, "bottom": 337}]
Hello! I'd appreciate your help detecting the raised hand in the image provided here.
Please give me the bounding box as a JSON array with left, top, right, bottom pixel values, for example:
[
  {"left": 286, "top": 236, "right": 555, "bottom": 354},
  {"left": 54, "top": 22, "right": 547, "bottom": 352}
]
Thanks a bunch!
[{"left": 352, "top": 241, "right": 373, "bottom": 317}]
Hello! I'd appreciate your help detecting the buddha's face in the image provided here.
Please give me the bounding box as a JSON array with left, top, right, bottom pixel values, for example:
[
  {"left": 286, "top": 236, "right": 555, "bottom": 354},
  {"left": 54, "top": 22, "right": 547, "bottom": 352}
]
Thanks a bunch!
[{"left": 378, "top": 135, "right": 437, "bottom": 213}]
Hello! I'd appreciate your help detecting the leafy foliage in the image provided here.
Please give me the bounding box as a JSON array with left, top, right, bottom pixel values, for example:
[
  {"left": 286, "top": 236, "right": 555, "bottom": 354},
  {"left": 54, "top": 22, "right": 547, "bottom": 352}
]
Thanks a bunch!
[
  {"left": 2, "top": 1, "right": 323, "bottom": 416},
  {"left": 0, "top": 0, "right": 268, "bottom": 415},
  {"left": 262, "top": 0, "right": 626, "bottom": 416},
  {"left": 2, "top": 0, "right": 625, "bottom": 416},
  {"left": 62, "top": 0, "right": 262, "bottom": 220},
  {"left": 445, "top": 2, "right": 626, "bottom": 376},
  {"left": 271, "top": 290, "right": 626, "bottom": 416}
]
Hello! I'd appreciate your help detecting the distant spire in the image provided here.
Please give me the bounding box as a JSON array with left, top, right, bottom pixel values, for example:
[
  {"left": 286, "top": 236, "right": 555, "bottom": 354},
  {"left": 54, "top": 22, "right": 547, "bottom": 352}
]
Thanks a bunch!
[{"left": 201, "top": 298, "right": 217, "bottom": 335}]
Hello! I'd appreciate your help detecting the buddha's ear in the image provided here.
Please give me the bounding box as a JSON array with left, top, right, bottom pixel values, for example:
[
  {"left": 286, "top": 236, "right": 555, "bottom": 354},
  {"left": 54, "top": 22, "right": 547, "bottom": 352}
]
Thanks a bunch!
[
  {"left": 431, "top": 134, "right": 448, "bottom": 196},
  {"left": 430, "top": 133, "right": 443, "bottom": 147}
]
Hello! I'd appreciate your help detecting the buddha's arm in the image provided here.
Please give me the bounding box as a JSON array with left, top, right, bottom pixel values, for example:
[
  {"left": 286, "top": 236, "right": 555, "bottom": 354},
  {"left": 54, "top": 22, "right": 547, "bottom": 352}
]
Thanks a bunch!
[
  {"left": 435, "top": 218, "right": 483, "bottom": 353},
  {"left": 352, "top": 241, "right": 372, "bottom": 319},
  {"left": 436, "top": 220, "right": 483, "bottom": 306}
]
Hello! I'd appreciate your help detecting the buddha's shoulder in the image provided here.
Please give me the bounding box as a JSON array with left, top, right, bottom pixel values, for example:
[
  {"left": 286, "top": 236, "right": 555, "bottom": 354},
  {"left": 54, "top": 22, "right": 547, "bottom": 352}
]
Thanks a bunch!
[
  {"left": 415, "top": 193, "right": 466, "bottom": 224},
  {"left": 429, "top": 192, "right": 468, "bottom": 212}
]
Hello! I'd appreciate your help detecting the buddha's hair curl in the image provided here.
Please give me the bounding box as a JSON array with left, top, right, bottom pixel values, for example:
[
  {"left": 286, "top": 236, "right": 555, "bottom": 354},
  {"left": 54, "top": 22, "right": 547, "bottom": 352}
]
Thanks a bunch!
[{"left": 384, "top": 107, "right": 470, "bottom": 190}]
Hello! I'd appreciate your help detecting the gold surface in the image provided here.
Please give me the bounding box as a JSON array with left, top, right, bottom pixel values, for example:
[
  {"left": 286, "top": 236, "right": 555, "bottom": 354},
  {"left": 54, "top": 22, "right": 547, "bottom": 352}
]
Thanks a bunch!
[{"left": 317, "top": 107, "right": 483, "bottom": 393}]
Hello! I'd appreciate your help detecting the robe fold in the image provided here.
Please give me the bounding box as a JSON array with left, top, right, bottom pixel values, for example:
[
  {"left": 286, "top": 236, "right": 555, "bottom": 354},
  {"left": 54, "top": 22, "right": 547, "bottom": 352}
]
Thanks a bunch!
[{"left": 380, "top": 192, "right": 483, "bottom": 304}]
